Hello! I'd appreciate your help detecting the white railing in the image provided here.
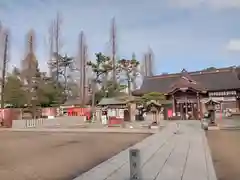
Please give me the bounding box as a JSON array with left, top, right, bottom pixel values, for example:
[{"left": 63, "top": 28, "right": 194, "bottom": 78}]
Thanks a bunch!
[{"left": 12, "top": 116, "right": 86, "bottom": 129}]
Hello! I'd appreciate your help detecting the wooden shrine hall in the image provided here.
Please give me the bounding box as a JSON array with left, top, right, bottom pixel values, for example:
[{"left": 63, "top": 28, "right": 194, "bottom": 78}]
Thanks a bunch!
[{"left": 133, "top": 67, "right": 240, "bottom": 119}]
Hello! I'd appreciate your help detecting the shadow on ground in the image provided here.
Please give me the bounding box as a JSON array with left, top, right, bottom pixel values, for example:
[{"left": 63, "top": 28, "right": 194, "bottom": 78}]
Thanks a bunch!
[{"left": 206, "top": 130, "right": 240, "bottom": 180}]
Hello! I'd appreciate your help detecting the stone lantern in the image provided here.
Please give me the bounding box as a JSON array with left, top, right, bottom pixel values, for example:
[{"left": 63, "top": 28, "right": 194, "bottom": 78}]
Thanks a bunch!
[{"left": 205, "top": 99, "right": 219, "bottom": 125}]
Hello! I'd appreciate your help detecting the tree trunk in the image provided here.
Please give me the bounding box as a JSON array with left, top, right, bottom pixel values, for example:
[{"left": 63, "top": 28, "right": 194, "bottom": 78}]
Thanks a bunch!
[
  {"left": 128, "top": 78, "right": 132, "bottom": 122},
  {"left": 91, "top": 80, "right": 96, "bottom": 122},
  {"left": 1, "top": 33, "right": 8, "bottom": 109},
  {"left": 127, "top": 80, "right": 131, "bottom": 96},
  {"left": 64, "top": 67, "right": 67, "bottom": 91}
]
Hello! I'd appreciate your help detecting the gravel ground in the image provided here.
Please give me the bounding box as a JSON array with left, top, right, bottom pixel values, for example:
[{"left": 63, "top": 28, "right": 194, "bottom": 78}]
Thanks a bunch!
[
  {"left": 206, "top": 130, "right": 240, "bottom": 180},
  {"left": 0, "top": 131, "right": 149, "bottom": 180}
]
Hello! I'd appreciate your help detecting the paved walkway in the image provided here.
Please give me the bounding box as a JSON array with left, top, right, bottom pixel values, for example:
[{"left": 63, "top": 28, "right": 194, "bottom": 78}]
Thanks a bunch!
[
  {"left": 74, "top": 121, "right": 217, "bottom": 180},
  {"left": 1, "top": 127, "right": 157, "bottom": 134}
]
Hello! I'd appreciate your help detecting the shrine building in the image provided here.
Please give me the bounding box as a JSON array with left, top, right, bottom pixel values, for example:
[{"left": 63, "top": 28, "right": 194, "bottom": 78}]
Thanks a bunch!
[{"left": 133, "top": 66, "right": 240, "bottom": 119}]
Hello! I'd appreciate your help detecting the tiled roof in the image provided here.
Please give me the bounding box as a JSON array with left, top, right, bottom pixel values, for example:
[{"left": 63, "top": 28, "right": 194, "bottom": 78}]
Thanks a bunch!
[
  {"left": 134, "top": 67, "right": 240, "bottom": 95},
  {"left": 98, "top": 98, "right": 127, "bottom": 105},
  {"left": 63, "top": 98, "right": 81, "bottom": 106},
  {"left": 63, "top": 96, "right": 90, "bottom": 106}
]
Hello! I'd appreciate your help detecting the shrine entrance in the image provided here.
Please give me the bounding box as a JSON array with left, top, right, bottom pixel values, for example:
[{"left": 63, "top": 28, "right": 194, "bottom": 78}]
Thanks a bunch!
[
  {"left": 170, "top": 88, "right": 204, "bottom": 120},
  {"left": 167, "top": 69, "right": 207, "bottom": 120},
  {"left": 175, "top": 98, "right": 198, "bottom": 120}
]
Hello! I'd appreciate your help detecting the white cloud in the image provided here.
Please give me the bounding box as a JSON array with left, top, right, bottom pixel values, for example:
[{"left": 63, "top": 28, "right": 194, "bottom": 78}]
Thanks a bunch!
[
  {"left": 168, "top": 0, "right": 240, "bottom": 9},
  {"left": 227, "top": 39, "right": 240, "bottom": 51}
]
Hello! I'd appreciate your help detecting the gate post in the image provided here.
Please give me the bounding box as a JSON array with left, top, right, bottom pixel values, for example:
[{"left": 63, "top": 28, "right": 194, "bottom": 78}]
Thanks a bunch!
[{"left": 129, "top": 149, "right": 142, "bottom": 180}]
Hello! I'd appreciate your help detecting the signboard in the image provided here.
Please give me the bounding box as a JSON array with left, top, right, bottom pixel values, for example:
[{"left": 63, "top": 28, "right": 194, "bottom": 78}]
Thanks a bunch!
[
  {"left": 223, "top": 97, "right": 236, "bottom": 101},
  {"left": 129, "top": 149, "right": 142, "bottom": 180},
  {"left": 168, "top": 109, "right": 173, "bottom": 118},
  {"left": 209, "top": 91, "right": 236, "bottom": 97},
  {"left": 176, "top": 99, "right": 197, "bottom": 103}
]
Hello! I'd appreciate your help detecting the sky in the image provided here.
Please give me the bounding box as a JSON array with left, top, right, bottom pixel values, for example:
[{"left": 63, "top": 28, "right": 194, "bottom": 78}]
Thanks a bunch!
[{"left": 1, "top": 0, "right": 240, "bottom": 74}]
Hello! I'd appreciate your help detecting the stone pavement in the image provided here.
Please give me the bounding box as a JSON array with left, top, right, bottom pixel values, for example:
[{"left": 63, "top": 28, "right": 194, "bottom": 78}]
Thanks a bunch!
[
  {"left": 2, "top": 127, "right": 156, "bottom": 134},
  {"left": 74, "top": 121, "right": 217, "bottom": 180}
]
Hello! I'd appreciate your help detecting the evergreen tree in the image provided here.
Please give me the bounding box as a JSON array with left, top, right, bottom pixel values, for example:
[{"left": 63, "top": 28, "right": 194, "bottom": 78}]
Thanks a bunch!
[
  {"left": 86, "top": 53, "right": 112, "bottom": 120},
  {"left": 4, "top": 75, "right": 27, "bottom": 108},
  {"left": 117, "top": 58, "right": 140, "bottom": 96}
]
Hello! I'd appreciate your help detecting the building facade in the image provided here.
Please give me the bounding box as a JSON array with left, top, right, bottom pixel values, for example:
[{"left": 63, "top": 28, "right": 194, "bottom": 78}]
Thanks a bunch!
[{"left": 133, "top": 67, "right": 240, "bottom": 119}]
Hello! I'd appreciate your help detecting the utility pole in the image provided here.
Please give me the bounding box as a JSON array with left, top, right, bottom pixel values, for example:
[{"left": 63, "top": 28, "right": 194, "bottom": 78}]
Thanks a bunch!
[
  {"left": 110, "top": 17, "right": 117, "bottom": 85},
  {"left": 1, "top": 30, "right": 8, "bottom": 109}
]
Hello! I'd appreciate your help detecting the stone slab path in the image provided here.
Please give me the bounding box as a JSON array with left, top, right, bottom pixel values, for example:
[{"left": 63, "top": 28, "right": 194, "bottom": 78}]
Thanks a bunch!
[
  {"left": 74, "top": 121, "right": 217, "bottom": 180},
  {"left": 1, "top": 127, "right": 156, "bottom": 134}
]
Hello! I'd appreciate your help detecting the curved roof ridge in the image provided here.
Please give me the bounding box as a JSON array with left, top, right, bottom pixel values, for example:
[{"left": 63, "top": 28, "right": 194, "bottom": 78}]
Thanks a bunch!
[
  {"left": 147, "top": 66, "right": 236, "bottom": 79},
  {"left": 135, "top": 66, "right": 240, "bottom": 95}
]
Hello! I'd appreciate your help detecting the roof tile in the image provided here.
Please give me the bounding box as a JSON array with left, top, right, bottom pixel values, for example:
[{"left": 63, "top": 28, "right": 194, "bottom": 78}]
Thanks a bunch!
[{"left": 138, "top": 67, "right": 240, "bottom": 94}]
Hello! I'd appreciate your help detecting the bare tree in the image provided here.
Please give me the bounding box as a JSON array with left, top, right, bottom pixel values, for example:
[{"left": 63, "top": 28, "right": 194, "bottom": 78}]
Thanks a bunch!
[
  {"left": 131, "top": 52, "right": 139, "bottom": 90},
  {"left": 141, "top": 48, "right": 154, "bottom": 77},
  {"left": 1, "top": 29, "right": 9, "bottom": 108},
  {"left": 110, "top": 17, "right": 117, "bottom": 85},
  {"left": 83, "top": 42, "right": 90, "bottom": 102},
  {"left": 54, "top": 13, "right": 61, "bottom": 83},
  {"left": 147, "top": 47, "right": 154, "bottom": 76},
  {"left": 48, "top": 13, "right": 62, "bottom": 83},
  {"left": 48, "top": 20, "right": 54, "bottom": 77},
  {"left": 78, "top": 31, "right": 88, "bottom": 106},
  {"left": 21, "top": 30, "right": 39, "bottom": 114},
  {"left": 22, "top": 30, "right": 38, "bottom": 82},
  {"left": 0, "top": 22, "right": 3, "bottom": 77},
  {"left": 47, "top": 13, "right": 67, "bottom": 106}
]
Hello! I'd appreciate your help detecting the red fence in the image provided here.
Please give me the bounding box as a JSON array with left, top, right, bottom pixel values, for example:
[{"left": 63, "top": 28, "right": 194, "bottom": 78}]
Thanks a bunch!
[
  {"left": 67, "top": 108, "right": 90, "bottom": 116},
  {"left": 108, "top": 116, "right": 124, "bottom": 126},
  {"left": 0, "top": 107, "right": 92, "bottom": 128},
  {"left": 0, "top": 108, "right": 20, "bottom": 128},
  {"left": 67, "top": 108, "right": 91, "bottom": 120}
]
